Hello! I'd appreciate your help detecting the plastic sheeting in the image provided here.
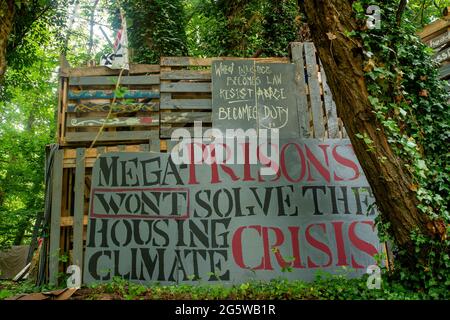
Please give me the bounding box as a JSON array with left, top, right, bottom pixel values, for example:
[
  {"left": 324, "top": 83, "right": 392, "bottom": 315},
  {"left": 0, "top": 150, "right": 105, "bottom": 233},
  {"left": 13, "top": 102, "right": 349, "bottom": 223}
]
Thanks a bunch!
[{"left": 0, "top": 245, "right": 29, "bottom": 279}]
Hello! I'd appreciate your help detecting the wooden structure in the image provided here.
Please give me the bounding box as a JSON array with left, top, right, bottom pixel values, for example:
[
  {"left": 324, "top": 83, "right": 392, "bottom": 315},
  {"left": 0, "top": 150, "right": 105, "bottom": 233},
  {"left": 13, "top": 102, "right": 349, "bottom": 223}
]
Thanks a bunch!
[
  {"left": 419, "top": 7, "right": 450, "bottom": 83},
  {"left": 46, "top": 42, "right": 351, "bottom": 285}
]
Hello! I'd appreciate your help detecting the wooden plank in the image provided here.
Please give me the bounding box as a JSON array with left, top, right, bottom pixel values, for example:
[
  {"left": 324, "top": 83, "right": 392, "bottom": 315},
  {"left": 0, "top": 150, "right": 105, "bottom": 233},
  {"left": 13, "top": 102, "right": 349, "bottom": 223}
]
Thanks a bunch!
[
  {"left": 67, "top": 116, "right": 159, "bottom": 128},
  {"left": 68, "top": 64, "right": 160, "bottom": 77},
  {"left": 97, "top": 146, "right": 106, "bottom": 154},
  {"left": 69, "top": 75, "right": 160, "bottom": 86},
  {"left": 160, "top": 126, "right": 212, "bottom": 139},
  {"left": 161, "top": 112, "right": 211, "bottom": 124},
  {"left": 160, "top": 70, "right": 211, "bottom": 81},
  {"left": 160, "top": 97, "right": 211, "bottom": 109},
  {"left": 320, "top": 62, "right": 339, "bottom": 138},
  {"left": 67, "top": 102, "right": 159, "bottom": 113},
  {"left": 72, "top": 148, "right": 85, "bottom": 270},
  {"left": 290, "top": 42, "right": 310, "bottom": 138},
  {"left": 440, "top": 63, "right": 450, "bottom": 79},
  {"left": 68, "top": 90, "right": 159, "bottom": 100},
  {"left": 433, "top": 46, "right": 450, "bottom": 64},
  {"left": 304, "top": 43, "right": 325, "bottom": 138},
  {"left": 427, "top": 30, "right": 450, "bottom": 49},
  {"left": 420, "top": 18, "right": 450, "bottom": 40},
  {"left": 64, "top": 145, "right": 142, "bottom": 159},
  {"left": 161, "top": 57, "right": 212, "bottom": 67},
  {"left": 160, "top": 56, "right": 290, "bottom": 66},
  {"left": 160, "top": 82, "right": 211, "bottom": 93},
  {"left": 60, "top": 216, "right": 89, "bottom": 227},
  {"left": 49, "top": 149, "right": 64, "bottom": 286},
  {"left": 60, "top": 79, "right": 68, "bottom": 144},
  {"left": 150, "top": 139, "right": 160, "bottom": 152},
  {"left": 56, "top": 77, "right": 63, "bottom": 144},
  {"left": 65, "top": 130, "right": 159, "bottom": 142}
]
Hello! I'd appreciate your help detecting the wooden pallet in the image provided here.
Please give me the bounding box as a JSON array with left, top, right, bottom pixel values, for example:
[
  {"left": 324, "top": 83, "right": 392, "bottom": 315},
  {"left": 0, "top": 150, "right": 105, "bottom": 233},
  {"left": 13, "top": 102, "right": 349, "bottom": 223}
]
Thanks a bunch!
[
  {"left": 58, "top": 63, "right": 161, "bottom": 147},
  {"left": 159, "top": 57, "right": 213, "bottom": 139}
]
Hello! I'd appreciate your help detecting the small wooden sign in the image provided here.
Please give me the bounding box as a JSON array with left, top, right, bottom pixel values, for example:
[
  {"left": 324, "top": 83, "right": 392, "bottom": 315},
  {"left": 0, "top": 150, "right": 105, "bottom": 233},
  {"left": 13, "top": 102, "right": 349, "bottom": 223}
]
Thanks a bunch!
[{"left": 212, "top": 60, "right": 301, "bottom": 137}]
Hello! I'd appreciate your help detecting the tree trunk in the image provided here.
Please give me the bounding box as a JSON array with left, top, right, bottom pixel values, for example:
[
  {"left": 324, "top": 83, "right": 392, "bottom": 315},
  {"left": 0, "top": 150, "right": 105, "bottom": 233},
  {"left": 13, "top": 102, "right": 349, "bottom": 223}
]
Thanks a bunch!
[
  {"left": 301, "top": 0, "right": 445, "bottom": 252},
  {"left": 0, "top": 0, "right": 15, "bottom": 80}
]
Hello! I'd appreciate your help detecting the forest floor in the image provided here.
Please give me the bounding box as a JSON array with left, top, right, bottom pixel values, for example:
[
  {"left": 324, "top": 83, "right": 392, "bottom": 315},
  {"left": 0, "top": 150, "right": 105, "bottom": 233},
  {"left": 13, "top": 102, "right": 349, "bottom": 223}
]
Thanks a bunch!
[{"left": 0, "top": 276, "right": 436, "bottom": 300}]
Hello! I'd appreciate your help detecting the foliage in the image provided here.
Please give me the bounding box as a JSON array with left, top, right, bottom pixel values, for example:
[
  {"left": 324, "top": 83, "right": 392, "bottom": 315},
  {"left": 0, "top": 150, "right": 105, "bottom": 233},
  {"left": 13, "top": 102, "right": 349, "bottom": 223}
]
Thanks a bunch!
[
  {"left": 261, "top": 0, "right": 301, "bottom": 57},
  {"left": 3, "top": 269, "right": 448, "bottom": 300},
  {"left": 350, "top": 0, "right": 450, "bottom": 298},
  {"left": 185, "top": 0, "right": 300, "bottom": 57},
  {"left": 5, "top": 0, "right": 67, "bottom": 74},
  {"left": 0, "top": 5, "right": 59, "bottom": 248},
  {"left": 110, "top": 0, "right": 188, "bottom": 64},
  {"left": 407, "top": 0, "right": 449, "bottom": 27}
]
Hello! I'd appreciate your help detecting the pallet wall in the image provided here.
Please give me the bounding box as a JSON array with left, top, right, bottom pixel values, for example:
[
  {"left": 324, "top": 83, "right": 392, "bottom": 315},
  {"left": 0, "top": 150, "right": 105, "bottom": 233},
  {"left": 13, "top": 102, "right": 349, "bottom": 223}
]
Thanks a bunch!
[{"left": 48, "top": 42, "right": 351, "bottom": 284}]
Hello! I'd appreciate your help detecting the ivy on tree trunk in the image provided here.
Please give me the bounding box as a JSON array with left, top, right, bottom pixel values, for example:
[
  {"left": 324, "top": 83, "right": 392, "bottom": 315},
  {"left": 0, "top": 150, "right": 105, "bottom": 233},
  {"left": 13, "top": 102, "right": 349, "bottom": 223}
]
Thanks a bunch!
[{"left": 300, "top": 0, "right": 447, "bottom": 255}]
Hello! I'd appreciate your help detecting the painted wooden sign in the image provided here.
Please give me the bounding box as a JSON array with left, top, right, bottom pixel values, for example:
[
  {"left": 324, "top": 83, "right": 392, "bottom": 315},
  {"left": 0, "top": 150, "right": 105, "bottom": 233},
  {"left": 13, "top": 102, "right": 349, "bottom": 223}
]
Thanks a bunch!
[
  {"left": 68, "top": 90, "right": 159, "bottom": 100},
  {"left": 428, "top": 31, "right": 450, "bottom": 49},
  {"left": 83, "top": 139, "right": 382, "bottom": 285},
  {"left": 433, "top": 46, "right": 450, "bottom": 64},
  {"left": 211, "top": 60, "right": 300, "bottom": 137}
]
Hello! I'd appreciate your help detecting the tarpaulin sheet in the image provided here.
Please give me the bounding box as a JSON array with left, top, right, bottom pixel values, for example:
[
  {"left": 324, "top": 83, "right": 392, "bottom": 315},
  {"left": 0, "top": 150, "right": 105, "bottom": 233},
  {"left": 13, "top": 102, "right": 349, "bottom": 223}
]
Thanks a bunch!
[{"left": 0, "top": 245, "right": 29, "bottom": 279}]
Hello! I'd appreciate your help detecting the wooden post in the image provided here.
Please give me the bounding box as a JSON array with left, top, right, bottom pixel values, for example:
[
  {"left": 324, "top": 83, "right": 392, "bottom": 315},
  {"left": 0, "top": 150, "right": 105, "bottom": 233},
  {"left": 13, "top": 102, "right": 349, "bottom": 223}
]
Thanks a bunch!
[
  {"left": 72, "top": 148, "right": 85, "bottom": 273},
  {"left": 320, "top": 61, "right": 339, "bottom": 138},
  {"left": 290, "top": 42, "right": 310, "bottom": 138},
  {"left": 304, "top": 43, "right": 326, "bottom": 138},
  {"left": 49, "top": 149, "right": 64, "bottom": 286}
]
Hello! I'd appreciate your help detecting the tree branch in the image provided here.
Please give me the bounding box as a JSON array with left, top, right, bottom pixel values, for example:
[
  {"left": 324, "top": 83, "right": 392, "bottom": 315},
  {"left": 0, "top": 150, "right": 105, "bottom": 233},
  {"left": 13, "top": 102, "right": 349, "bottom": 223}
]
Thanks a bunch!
[{"left": 396, "top": 0, "right": 408, "bottom": 26}]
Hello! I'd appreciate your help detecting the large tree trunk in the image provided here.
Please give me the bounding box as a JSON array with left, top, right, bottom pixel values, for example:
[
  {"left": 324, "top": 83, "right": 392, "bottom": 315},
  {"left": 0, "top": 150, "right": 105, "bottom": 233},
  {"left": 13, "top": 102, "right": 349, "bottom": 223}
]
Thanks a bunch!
[
  {"left": 301, "top": 0, "right": 445, "bottom": 253},
  {"left": 0, "top": 0, "right": 15, "bottom": 80}
]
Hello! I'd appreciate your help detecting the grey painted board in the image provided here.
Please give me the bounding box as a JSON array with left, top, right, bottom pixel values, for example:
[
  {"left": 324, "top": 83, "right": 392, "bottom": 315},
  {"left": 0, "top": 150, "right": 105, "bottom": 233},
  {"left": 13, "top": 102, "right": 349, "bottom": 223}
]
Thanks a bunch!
[
  {"left": 433, "top": 46, "right": 450, "bottom": 64},
  {"left": 160, "top": 126, "right": 212, "bottom": 139},
  {"left": 68, "top": 90, "right": 159, "bottom": 100},
  {"left": 291, "top": 43, "right": 310, "bottom": 138},
  {"left": 73, "top": 148, "right": 85, "bottom": 270},
  {"left": 69, "top": 65, "right": 160, "bottom": 77},
  {"left": 150, "top": 139, "right": 160, "bottom": 153},
  {"left": 161, "top": 112, "right": 211, "bottom": 124},
  {"left": 428, "top": 31, "right": 450, "bottom": 49},
  {"left": 212, "top": 60, "right": 301, "bottom": 137},
  {"left": 256, "top": 63, "right": 299, "bottom": 136},
  {"left": 160, "top": 57, "right": 212, "bottom": 67},
  {"left": 65, "top": 131, "right": 158, "bottom": 142},
  {"left": 160, "top": 82, "right": 212, "bottom": 93},
  {"left": 439, "top": 63, "right": 450, "bottom": 79},
  {"left": 160, "top": 70, "right": 211, "bottom": 81},
  {"left": 320, "top": 62, "right": 339, "bottom": 138},
  {"left": 70, "top": 75, "right": 160, "bottom": 86},
  {"left": 83, "top": 139, "right": 382, "bottom": 285},
  {"left": 305, "top": 43, "right": 325, "bottom": 138},
  {"left": 160, "top": 98, "right": 212, "bottom": 110},
  {"left": 67, "top": 102, "right": 159, "bottom": 113},
  {"left": 49, "top": 149, "right": 64, "bottom": 285},
  {"left": 212, "top": 60, "right": 258, "bottom": 134},
  {"left": 67, "top": 116, "right": 159, "bottom": 128}
]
